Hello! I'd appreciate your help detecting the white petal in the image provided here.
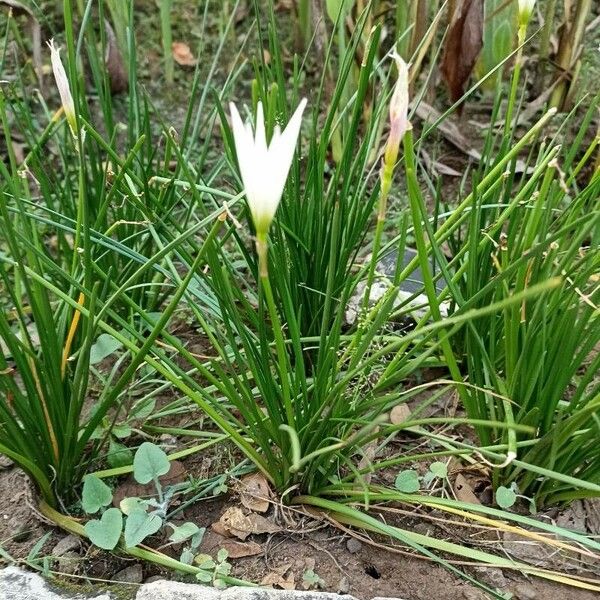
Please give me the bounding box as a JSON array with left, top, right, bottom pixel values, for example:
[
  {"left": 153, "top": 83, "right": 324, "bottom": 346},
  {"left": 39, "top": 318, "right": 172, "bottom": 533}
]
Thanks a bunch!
[{"left": 229, "top": 98, "right": 307, "bottom": 234}]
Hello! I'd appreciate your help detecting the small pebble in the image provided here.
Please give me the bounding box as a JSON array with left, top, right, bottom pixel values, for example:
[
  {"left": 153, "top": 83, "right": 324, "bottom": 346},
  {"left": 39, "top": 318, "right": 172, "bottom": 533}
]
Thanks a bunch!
[
  {"left": 52, "top": 534, "right": 80, "bottom": 557},
  {"left": 113, "top": 564, "right": 143, "bottom": 584},
  {"left": 346, "top": 537, "right": 362, "bottom": 554},
  {"left": 337, "top": 576, "right": 350, "bottom": 594},
  {"left": 0, "top": 455, "right": 13, "bottom": 469},
  {"left": 513, "top": 584, "right": 537, "bottom": 600},
  {"left": 55, "top": 551, "right": 80, "bottom": 575}
]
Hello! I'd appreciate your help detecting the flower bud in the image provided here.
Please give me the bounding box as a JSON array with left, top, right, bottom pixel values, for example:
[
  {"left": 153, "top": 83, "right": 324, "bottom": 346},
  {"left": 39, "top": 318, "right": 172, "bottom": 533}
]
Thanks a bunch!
[{"left": 48, "top": 39, "right": 77, "bottom": 138}]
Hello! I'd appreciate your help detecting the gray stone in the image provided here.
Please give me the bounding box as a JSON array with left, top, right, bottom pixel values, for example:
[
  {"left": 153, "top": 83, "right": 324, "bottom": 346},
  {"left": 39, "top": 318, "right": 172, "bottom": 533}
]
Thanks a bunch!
[
  {"left": 136, "top": 580, "right": 221, "bottom": 600},
  {"left": 345, "top": 537, "right": 362, "bottom": 554},
  {"left": 136, "top": 581, "right": 358, "bottom": 600},
  {"left": 512, "top": 584, "right": 537, "bottom": 600},
  {"left": 55, "top": 550, "right": 81, "bottom": 576},
  {"left": 0, "top": 454, "right": 13, "bottom": 469},
  {"left": 52, "top": 534, "right": 81, "bottom": 557},
  {"left": 220, "top": 590, "right": 356, "bottom": 600},
  {"left": 0, "top": 566, "right": 113, "bottom": 599},
  {"left": 336, "top": 576, "right": 350, "bottom": 594},
  {"left": 114, "top": 564, "right": 144, "bottom": 584},
  {"left": 473, "top": 566, "right": 507, "bottom": 589}
]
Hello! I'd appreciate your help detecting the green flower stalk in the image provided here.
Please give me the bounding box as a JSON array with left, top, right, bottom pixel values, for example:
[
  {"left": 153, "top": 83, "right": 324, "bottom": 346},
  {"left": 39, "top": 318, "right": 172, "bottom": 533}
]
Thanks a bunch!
[
  {"left": 229, "top": 98, "right": 307, "bottom": 432},
  {"left": 361, "top": 52, "right": 410, "bottom": 316}
]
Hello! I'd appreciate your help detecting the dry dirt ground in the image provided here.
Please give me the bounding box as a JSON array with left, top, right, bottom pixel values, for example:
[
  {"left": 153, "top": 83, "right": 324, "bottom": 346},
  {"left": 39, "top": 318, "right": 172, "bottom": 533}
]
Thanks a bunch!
[{"left": 1, "top": 458, "right": 599, "bottom": 600}]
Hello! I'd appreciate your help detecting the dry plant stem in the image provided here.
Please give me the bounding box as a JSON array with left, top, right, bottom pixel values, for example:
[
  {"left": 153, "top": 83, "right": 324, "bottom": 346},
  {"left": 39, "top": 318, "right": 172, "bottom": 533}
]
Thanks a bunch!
[
  {"left": 550, "top": 0, "right": 592, "bottom": 109},
  {"left": 536, "top": 0, "right": 558, "bottom": 90}
]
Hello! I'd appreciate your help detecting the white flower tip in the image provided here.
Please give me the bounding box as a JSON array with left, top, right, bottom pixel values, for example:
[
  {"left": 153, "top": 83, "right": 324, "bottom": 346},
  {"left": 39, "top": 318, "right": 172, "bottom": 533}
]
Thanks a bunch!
[{"left": 229, "top": 97, "right": 307, "bottom": 236}]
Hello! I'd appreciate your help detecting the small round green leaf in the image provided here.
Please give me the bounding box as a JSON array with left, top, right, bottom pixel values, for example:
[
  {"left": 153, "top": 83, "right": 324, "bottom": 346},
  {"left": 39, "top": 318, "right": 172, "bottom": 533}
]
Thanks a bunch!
[
  {"left": 81, "top": 475, "right": 113, "bottom": 514},
  {"left": 496, "top": 486, "right": 517, "bottom": 509},
  {"left": 394, "top": 469, "right": 420, "bottom": 493},
  {"left": 133, "top": 442, "right": 171, "bottom": 484},
  {"left": 429, "top": 461, "right": 448, "bottom": 479}
]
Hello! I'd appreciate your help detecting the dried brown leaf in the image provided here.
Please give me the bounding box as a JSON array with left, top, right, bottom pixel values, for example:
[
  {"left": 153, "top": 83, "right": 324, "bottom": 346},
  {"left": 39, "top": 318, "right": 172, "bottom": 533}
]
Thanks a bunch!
[
  {"left": 440, "top": 0, "right": 484, "bottom": 106},
  {"left": 201, "top": 530, "right": 263, "bottom": 559},
  {"left": 172, "top": 42, "right": 197, "bottom": 67},
  {"left": 261, "top": 564, "right": 296, "bottom": 590},
  {"left": 239, "top": 473, "right": 271, "bottom": 513},
  {"left": 218, "top": 507, "right": 253, "bottom": 540},
  {"left": 453, "top": 473, "right": 481, "bottom": 505},
  {"left": 217, "top": 506, "right": 281, "bottom": 541}
]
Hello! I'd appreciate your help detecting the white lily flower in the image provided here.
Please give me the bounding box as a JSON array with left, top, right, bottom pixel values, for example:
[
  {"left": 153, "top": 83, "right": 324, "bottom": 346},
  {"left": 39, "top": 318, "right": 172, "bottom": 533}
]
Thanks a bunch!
[
  {"left": 518, "top": 0, "right": 536, "bottom": 25},
  {"left": 48, "top": 39, "right": 77, "bottom": 138},
  {"left": 229, "top": 99, "right": 307, "bottom": 236}
]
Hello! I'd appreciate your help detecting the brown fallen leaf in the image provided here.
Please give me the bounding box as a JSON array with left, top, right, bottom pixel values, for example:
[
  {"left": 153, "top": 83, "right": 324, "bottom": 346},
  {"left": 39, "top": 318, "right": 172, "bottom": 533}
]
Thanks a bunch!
[
  {"left": 210, "top": 520, "right": 231, "bottom": 538},
  {"left": 261, "top": 564, "right": 296, "bottom": 590},
  {"left": 239, "top": 473, "right": 271, "bottom": 513},
  {"left": 414, "top": 101, "right": 481, "bottom": 160},
  {"left": 201, "top": 530, "right": 263, "bottom": 559},
  {"left": 420, "top": 149, "right": 462, "bottom": 178},
  {"left": 218, "top": 507, "right": 253, "bottom": 540},
  {"left": 454, "top": 473, "right": 481, "bottom": 505},
  {"left": 217, "top": 506, "right": 282, "bottom": 541},
  {"left": 440, "top": 0, "right": 484, "bottom": 106},
  {"left": 105, "top": 20, "right": 128, "bottom": 95},
  {"left": 172, "top": 42, "right": 197, "bottom": 67}
]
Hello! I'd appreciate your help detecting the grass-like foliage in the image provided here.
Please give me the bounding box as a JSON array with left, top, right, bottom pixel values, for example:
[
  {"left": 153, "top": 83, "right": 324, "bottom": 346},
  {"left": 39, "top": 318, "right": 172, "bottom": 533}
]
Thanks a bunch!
[{"left": 0, "top": 0, "right": 599, "bottom": 592}]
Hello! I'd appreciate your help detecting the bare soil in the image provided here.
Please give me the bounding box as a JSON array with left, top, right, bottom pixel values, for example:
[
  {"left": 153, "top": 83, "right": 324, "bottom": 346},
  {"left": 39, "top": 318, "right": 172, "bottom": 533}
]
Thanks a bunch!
[{"left": 1, "top": 458, "right": 598, "bottom": 600}]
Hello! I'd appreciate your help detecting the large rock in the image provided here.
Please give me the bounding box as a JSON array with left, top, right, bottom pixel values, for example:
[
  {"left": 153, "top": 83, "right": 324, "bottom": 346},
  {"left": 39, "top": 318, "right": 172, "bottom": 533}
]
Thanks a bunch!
[
  {"left": 0, "top": 567, "right": 407, "bottom": 600},
  {"left": 136, "top": 580, "right": 357, "bottom": 600},
  {"left": 0, "top": 566, "right": 113, "bottom": 600}
]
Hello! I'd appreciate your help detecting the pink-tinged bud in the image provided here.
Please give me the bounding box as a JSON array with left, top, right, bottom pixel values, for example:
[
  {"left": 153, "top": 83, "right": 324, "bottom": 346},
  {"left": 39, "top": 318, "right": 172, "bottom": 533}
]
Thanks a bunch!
[
  {"left": 384, "top": 52, "right": 410, "bottom": 166},
  {"left": 48, "top": 39, "right": 77, "bottom": 138}
]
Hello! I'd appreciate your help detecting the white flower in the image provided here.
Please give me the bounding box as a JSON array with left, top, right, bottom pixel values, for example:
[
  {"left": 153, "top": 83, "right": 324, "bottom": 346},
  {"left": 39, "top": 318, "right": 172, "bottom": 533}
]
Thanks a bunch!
[
  {"left": 48, "top": 39, "right": 77, "bottom": 137},
  {"left": 229, "top": 99, "right": 307, "bottom": 236},
  {"left": 518, "top": 0, "right": 536, "bottom": 24}
]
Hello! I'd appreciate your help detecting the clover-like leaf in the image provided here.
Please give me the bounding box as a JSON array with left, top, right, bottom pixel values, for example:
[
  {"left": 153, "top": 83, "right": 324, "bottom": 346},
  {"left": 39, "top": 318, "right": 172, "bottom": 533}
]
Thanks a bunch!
[
  {"left": 81, "top": 475, "right": 113, "bottom": 514},
  {"left": 133, "top": 442, "right": 170, "bottom": 484},
  {"left": 168, "top": 522, "right": 200, "bottom": 544},
  {"left": 124, "top": 508, "right": 163, "bottom": 548},
  {"left": 496, "top": 485, "right": 517, "bottom": 509},
  {"left": 84, "top": 508, "right": 122, "bottom": 550}
]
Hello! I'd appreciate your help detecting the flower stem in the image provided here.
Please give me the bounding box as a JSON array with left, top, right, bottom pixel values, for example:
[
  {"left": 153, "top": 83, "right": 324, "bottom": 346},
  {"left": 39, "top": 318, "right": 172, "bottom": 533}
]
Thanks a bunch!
[{"left": 256, "top": 233, "right": 295, "bottom": 433}]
